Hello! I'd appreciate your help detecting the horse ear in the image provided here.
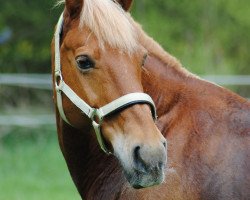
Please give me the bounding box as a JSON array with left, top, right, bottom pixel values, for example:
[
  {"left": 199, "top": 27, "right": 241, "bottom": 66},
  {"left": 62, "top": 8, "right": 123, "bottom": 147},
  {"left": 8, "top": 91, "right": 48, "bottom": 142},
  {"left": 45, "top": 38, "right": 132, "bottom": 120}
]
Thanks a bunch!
[
  {"left": 115, "top": 0, "right": 133, "bottom": 11},
  {"left": 65, "top": 0, "right": 83, "bottom": 18}
]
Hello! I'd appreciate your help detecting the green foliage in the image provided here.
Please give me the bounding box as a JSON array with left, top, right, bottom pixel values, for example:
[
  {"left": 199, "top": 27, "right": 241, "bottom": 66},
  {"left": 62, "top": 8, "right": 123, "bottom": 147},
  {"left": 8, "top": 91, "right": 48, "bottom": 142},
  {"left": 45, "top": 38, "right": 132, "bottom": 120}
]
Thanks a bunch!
[
  {"left": 0, "top": 0, "right": 249, "bottom": 75},
  {"left": 132, "top": 0, "right": 250, "bottom": 75},
  {"left": 0, "top": 0, "right": 61, "bottom": 73}
]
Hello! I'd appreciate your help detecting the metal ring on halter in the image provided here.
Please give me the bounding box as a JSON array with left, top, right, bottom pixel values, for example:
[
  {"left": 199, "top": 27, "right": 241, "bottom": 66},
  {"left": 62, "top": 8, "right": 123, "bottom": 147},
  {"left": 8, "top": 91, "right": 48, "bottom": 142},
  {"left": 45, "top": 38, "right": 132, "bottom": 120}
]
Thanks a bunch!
[
  {"left": 55, "top": 71, "right": 63, "bottom": 91},
  {"left": 90, "top": 109, "right": 104, "bottom": 126}
]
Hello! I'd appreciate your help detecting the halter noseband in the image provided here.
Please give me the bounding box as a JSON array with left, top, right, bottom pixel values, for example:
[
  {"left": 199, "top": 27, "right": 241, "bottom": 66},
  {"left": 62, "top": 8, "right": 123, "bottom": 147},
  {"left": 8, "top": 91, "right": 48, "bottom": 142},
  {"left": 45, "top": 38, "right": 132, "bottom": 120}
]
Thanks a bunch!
[{"left": 54, "top": 13, "right": 157, "bottom": 154}]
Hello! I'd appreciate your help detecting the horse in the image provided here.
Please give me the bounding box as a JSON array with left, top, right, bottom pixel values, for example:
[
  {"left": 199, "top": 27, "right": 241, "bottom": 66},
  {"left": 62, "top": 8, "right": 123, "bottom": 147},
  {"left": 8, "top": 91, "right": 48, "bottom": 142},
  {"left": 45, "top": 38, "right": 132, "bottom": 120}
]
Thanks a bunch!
[{"left": 51, "top": 0, "right": 250, "bottom": 199}]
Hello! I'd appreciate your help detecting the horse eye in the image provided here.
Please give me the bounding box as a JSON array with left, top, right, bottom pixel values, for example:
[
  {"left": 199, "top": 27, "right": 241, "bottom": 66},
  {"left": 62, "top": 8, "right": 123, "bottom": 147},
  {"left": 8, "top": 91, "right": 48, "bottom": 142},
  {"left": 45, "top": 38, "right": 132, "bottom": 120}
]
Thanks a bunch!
[{"left": 76, "top": 55, "right": 95, "bottom": 71}]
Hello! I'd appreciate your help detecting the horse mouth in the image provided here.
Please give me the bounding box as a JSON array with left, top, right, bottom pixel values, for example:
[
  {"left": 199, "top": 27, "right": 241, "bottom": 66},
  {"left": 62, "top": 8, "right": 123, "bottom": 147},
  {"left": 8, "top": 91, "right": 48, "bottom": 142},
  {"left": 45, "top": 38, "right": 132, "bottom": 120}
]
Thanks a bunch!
[{"left": 124, "top": 166, "right": 165, "bottom": 189}]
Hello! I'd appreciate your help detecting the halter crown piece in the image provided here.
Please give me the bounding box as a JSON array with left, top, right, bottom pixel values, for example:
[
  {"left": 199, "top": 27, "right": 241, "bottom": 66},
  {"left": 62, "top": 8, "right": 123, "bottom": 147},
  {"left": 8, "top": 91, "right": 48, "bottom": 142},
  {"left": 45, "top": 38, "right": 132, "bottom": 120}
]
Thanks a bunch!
[{"left": 54, "top": 13, "right": 157, "bottom": 154}]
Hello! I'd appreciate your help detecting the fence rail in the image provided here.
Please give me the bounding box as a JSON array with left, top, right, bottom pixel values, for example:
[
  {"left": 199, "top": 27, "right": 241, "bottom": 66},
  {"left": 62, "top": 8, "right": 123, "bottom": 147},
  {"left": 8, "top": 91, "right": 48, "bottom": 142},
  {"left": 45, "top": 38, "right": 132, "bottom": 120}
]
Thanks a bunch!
[
  {"left": 202, "top": 75, "right": 250, "bottom": 85},
  {"left": 0, "top": 73, "right": 51, "bottom": 89},
  {"left": 0, "top": 115, "right": 55, "bottom": 126},
  {"left": 0, "top": 74, "right": 249, "bottom": 127},
  {"left": 1, "top": 74, "right": 250, "bottom": 88}
]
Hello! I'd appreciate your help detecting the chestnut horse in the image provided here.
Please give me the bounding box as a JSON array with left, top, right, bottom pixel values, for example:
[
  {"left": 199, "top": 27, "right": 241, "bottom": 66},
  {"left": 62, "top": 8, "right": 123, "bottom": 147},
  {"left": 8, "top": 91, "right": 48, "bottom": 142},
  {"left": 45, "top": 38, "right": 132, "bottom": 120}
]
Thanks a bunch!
[{"left": 52, "top": 0, "right": 250, "bottom": 199}]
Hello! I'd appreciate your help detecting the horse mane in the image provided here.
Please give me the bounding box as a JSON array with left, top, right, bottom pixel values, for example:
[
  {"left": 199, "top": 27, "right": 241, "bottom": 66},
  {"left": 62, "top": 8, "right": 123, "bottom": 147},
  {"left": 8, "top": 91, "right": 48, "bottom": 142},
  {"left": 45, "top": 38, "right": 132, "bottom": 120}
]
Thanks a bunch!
[
  {"left": 58, "top": 0, "right": 139, "bottom": 53},
  {"left": 131, "top": 20, "right": 196, "bottom": 78}
]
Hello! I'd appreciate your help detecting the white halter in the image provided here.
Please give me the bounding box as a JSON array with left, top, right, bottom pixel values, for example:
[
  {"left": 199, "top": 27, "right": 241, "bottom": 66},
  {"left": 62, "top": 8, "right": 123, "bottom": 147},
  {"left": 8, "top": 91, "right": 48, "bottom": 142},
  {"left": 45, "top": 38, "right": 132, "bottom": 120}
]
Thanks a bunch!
[{"left": 54, "top": 13, "right": 157, "bottom": 154}]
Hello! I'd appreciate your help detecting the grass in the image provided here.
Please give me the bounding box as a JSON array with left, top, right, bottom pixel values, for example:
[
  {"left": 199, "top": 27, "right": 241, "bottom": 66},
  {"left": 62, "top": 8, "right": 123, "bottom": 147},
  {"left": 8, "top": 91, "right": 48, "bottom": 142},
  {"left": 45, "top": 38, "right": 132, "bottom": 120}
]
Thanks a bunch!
[{"left": 0, "top": 126, "right": 81, "bottom": 200}]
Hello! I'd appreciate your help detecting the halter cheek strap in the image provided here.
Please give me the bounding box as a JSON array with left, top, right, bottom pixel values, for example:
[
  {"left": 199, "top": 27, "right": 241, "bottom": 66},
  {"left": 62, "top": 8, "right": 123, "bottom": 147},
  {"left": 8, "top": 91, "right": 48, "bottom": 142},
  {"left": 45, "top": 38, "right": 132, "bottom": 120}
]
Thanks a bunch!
[{"left": 54, "top": 13, "right": 157, "bottom": 154}]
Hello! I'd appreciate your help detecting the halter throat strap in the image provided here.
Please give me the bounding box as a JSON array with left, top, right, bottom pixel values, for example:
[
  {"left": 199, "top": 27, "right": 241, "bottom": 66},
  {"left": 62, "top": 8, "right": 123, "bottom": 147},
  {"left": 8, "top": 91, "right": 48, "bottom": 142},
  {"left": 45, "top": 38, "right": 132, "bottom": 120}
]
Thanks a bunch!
[{"left": 54, "top": 13, "right": 157, "bottom": 154}]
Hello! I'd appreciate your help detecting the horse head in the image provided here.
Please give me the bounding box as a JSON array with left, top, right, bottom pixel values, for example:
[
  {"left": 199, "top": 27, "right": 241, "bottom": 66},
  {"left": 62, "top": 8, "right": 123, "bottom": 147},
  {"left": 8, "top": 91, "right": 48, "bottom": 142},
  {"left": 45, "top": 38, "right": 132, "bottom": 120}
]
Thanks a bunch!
[{"left": 52, "top": 0, "right": 167, "bottom": 189}]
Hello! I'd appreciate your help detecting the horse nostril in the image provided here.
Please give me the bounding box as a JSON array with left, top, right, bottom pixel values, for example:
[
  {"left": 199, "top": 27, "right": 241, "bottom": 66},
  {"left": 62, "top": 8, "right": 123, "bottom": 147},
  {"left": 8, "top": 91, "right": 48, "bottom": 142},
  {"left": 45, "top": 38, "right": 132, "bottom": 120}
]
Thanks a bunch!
[
  {"left": 158, "top": 161, "right": 164, "bottom": 170},
  {"left": 133, "top": 145, "right": 148, "bottom": 173},
  {"left": 134, "top": 146, "right": 141, "bottom": 160},
  {"left": 133, "top": 143, "right": 166, "bottom": 174},
  {"left": 162, "top": 141, "right": 167, "bottom": 149}
]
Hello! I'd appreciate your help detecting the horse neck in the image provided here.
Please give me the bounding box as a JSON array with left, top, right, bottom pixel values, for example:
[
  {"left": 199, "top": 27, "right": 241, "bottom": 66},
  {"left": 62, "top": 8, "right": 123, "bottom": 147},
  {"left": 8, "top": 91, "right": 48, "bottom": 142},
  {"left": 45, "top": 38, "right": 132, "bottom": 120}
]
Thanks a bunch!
[
  {"left": 137, "top": 24, "right": 195, "bottom": 131},
  {"left": 140, "top": 36, "right": 249, "bottom": 139},
  {"left": 140, "top": 37, "right": 250, "bottom": 198}
]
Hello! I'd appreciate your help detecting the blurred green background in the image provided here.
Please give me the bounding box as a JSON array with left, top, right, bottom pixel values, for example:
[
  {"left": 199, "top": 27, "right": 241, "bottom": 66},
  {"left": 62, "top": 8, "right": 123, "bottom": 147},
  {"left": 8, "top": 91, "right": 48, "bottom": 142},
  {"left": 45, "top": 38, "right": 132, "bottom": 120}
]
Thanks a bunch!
[{"left": 0, "top": 0, "right": 249, "bottom": 199}]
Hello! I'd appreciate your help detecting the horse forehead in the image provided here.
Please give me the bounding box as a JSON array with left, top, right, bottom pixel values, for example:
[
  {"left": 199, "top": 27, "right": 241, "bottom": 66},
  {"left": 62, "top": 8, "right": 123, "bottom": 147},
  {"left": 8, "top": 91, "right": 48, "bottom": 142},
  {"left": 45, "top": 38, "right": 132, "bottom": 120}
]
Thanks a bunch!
[
  {"left": 62, "top": 23, "right": 143, "bottom": 62},
  {"left": 63, "top": 28, "right": 138, "bottom": 58},
  {"left": 63, "top": 27, "right": 94, "bottom": 49}
]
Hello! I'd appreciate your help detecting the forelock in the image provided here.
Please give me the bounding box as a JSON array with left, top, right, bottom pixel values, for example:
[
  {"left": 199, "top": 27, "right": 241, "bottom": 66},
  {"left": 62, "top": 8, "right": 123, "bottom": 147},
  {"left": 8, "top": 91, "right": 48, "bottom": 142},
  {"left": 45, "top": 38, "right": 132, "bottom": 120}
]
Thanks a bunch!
[{"left": 79, "top": 0, "right": 139, "bottom": 53}]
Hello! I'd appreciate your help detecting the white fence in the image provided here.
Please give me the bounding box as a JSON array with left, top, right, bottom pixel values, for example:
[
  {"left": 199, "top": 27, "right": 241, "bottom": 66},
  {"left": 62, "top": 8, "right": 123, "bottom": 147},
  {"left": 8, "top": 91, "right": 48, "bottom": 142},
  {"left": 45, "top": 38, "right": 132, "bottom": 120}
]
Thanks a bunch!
[
  {"left": 0, "top": 74, "right": 249, "bottom": 127},
  {"left": 202, "top": 75, "right": 250, "bottom": 86},
  {"left": 0, "top": 73, "right": 51, "bottom": 90},
  {"left": 0, "top": 115, "right": 55, "bottom": 126},
  {"left": 1, "top": 74, "right": 250, "bottom": 88}
]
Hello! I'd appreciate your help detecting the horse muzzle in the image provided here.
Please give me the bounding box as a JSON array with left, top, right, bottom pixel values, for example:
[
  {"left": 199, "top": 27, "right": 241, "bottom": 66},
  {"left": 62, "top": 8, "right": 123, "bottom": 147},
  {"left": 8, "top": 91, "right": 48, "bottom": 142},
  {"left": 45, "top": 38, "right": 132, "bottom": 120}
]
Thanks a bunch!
[{"left": 115, "top": 139, "right": 167, "bottom": 189}]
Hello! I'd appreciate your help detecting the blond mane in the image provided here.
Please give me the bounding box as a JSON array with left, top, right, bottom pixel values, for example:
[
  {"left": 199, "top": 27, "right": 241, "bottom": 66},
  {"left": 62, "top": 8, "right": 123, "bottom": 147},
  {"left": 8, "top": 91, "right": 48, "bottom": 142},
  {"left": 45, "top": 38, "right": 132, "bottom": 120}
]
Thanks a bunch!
[
  {"left": 132, "top": 21, "right": 196, "bottom": 77},
  {"left": 58, "top": 0, "right": 138, "bottom": 53}
]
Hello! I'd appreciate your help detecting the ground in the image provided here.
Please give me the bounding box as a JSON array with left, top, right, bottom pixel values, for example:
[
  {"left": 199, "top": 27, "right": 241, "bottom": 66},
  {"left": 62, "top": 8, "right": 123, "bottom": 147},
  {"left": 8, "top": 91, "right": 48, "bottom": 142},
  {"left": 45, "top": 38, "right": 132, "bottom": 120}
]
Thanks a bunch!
[{"left": 0, "top": 125, "right": 81, "bottom": 200}]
